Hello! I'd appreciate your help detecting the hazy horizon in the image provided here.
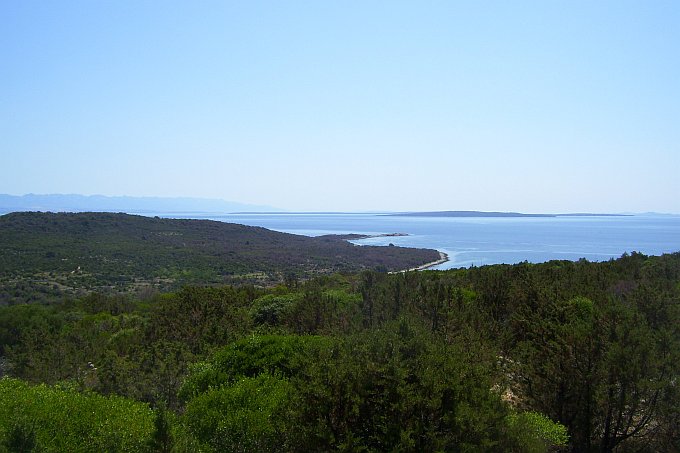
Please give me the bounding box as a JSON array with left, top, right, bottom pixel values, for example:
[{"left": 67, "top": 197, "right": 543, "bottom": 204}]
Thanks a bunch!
[
  {"left": 2, "top": 2, "right": 678, "bottom": 213},
  {"left": 1, "top": 193, "right": 679, "bottom": 216}
]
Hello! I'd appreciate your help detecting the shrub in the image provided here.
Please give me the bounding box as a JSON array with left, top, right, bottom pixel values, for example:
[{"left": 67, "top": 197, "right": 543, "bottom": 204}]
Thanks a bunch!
[{"left": 0, "top": 378, "right": 154, "bottom": 452}]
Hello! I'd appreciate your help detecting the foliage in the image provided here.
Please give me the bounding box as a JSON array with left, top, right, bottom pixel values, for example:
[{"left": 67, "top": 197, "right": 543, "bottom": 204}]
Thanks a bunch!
[
  {"left": 185, "top": 374, "right": 293, "bottom": 452},
  {"left": 0, "top": 378, "right": 154, "bottom": 452},
  {"left": 2, "top": 421, "right": 37, "bottom": 453},
  {"left": 506, "top": 411, "right": 569, "bottom": 453},
  {"left": 0, "top": 212, "right": 439, "bottom": 302},
  {"left": 0, "top": 251, "right": 678, "bottom": 451},
  {"left": 287, "top": 318, "right": 514, "bottom": 451},
  {"left": 180, "top": 325, "right": 566, "bottom": 452},
  {"left": 249, "top": 293, "right": 301, "bottom": 326},
  {"left": 147, "top": 405, "right": 173, "bottom": 453},
  {"left": 179, "top": 334, "right": 327, "bottom": 400}
]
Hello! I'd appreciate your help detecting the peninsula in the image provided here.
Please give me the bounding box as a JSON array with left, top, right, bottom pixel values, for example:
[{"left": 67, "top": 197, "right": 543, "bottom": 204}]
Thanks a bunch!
[{"left": 0, "top": 212, "right": 440, "bottom": 304}]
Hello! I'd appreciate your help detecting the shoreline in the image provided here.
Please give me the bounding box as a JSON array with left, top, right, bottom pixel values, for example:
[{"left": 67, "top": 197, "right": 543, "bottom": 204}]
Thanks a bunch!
[
  {"left": 390, "top": 251, "right": 450, "bottom": 274},
  {"left": 340, "top": 232, "right": 449, "bottom": 273},
  {"left": 334, "top": 232, "right": 409, "bottom": 240}
]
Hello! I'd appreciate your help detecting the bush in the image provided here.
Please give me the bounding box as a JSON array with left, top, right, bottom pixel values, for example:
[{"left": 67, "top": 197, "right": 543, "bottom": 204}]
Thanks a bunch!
[
  {"left": 185, "top": 374, "right": 293, "bottom": 453},
  {"left": 506, "top": 411, "right": 569, "bottom": 452},
  {"left": 0, "top": 378, "right": 154, "bottom": 452},
  {"left": 179, "top": 334, "right": 327, "bottom": 400},
  {"left": 249, "top": 294, "right": 301, "bottom": 326}
]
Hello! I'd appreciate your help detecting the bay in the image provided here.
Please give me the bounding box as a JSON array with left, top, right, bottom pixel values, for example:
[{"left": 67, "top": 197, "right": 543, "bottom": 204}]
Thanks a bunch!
[{"left": 157, "top": 213, "right": 680, "bottom": 270}]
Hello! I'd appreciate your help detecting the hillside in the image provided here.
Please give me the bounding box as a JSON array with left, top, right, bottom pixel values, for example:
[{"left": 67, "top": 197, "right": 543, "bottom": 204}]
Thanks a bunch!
[
  {"left": 1, "top": 253, "right": 678, "bottom": 451},
  {"left": 0, "top": 211, "right": 440, "bottom": 304}
]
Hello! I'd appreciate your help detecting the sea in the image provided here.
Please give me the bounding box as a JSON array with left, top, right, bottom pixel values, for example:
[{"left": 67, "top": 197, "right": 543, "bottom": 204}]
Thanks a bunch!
[{"left": 157, "top": 213, "right": 680, "bottom": 270}]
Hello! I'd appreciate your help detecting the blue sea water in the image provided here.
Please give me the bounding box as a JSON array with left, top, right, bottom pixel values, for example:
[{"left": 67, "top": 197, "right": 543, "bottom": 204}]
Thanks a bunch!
[{"left": 165, "top": 213, "right": 680, "bottom": 270}]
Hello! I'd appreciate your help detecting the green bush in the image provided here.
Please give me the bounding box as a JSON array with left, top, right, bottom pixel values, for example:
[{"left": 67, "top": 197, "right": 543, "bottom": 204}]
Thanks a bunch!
[
  {"left": 0, "top": 378, "right": 154, "bottom": 452},
  {"left": 249, "top": 294, "right": 301, "bottom": 326},
  {"left": 185, "top": 374, "right": 293, "bottom": 453},
  {"left": 506, "top": 411, "right": 569, "bottom": 452},
  {"left": 179, "top": 334, "right": 327, "bottom": 400}
]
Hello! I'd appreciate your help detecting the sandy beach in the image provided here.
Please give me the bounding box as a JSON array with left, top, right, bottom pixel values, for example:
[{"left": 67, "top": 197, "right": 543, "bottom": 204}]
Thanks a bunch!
[{"left": 390, "top": 251, "right": 449, "bottom": 273}]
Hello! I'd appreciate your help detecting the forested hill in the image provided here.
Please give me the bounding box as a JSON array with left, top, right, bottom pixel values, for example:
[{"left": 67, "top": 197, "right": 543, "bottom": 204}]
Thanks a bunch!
[
  {"left": 1, "top": 252, "right": 678, "bottom": 451},
  {"left": 0, "top": 211, "right": 439, "bottom": 303}
]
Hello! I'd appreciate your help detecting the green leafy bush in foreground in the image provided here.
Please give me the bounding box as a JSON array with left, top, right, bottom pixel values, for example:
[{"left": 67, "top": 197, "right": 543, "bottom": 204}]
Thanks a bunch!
[
  {"left": 506, "top": 411, "right": 569, "bottom": 452},
  {"left": 0, "top": 378, "right": 154, "bottom": 452},
  {"left": 185, "top": 373, "right": 293, "bottom": 453},
  {"left": 2, "top": 252, "right": 677, "bottom": 451},
  {"left": 180, "top": 328, "right": 569, "bottom": 453}
]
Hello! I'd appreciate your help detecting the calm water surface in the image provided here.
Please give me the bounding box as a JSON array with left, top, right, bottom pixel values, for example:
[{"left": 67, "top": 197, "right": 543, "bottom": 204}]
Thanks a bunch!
[{"left": 163, "top": 213, "right": 680, "bottom": 269}]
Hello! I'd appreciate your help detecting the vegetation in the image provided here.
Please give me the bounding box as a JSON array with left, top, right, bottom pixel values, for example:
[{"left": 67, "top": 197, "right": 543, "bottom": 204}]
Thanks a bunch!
[
  {"left": 0, "top": 378, "right": 154, "bottom": 452},
  {"left": 0, "top": 211, "right": 440, "bottom": 304},
  {"left": 0, "top": 212, "right": 678, "bottom": 451}
]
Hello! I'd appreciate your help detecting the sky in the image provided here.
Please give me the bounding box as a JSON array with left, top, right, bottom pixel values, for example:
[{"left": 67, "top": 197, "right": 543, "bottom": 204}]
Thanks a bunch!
[{"left": 1, "top": 1, "right": 679, "bottom": 213}]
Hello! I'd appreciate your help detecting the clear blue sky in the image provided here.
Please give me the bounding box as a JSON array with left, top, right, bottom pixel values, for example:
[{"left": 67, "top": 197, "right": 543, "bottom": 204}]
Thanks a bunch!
[{"left": 2, "top": 1, "right": 679, "bottom": 212}]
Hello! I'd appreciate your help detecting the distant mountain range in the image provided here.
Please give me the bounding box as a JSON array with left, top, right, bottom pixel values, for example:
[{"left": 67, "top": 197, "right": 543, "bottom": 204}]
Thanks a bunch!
[{"left": 0, "top": 194, "right": 281, "bottom": 214}]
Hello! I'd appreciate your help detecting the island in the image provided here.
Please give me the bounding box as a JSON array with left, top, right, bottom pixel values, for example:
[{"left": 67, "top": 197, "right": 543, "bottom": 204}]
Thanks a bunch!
[{"left": 387, "top": 210, "right": 631, "bottom": 217}]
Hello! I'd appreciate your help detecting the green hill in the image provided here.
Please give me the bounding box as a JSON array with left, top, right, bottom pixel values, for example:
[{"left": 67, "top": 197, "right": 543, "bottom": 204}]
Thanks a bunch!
[{"left": 0, "top": 212, "right": 439, "bottom": 304}]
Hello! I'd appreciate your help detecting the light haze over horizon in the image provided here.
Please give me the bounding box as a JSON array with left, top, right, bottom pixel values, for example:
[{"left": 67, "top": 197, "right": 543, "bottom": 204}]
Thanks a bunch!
[{"left": 2, "top": 2, "right": 679, "bottom": 213}]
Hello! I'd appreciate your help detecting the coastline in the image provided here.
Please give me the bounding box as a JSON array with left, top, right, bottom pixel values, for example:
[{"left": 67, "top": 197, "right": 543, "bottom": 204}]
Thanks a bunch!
[
  {"left": 332, "top": 232, "right": 409, "bottom": 240},
  {"left": 339, "top": 232, "right": 449, "bottom": 272},
  {"left": 390, "top": 251, "right": 450, "bottom": 273}
]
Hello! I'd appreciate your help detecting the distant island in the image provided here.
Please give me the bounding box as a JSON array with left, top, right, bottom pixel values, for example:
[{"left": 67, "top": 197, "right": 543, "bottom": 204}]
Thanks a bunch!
[
  {"left": 388, "top": 211, "right": 631, "bottom": 218},
  {"left": 0, "top": 193, "right": 281, "bottom": 214}
]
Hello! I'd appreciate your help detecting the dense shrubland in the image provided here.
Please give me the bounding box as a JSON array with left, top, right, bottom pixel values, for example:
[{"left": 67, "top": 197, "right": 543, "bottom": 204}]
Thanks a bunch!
[
  {"left": 0, "top": 212, "right": 439, "bottom": 303},
  {"left": 1, "top": 252, "right": 678, "bottom": 452}
]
